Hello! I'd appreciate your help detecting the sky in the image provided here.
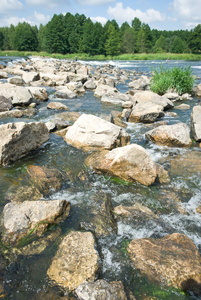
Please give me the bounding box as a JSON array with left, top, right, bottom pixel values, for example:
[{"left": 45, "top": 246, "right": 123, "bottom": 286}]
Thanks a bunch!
[{"left": 1, "top": 0, "right": 201, "bottom": 31}]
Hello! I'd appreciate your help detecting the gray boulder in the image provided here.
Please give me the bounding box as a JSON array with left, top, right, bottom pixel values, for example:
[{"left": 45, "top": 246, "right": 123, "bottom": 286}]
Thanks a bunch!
[
  {"left": 191, "top": 105, "right": 201, "bottom": 142},
  {"left": 133, "top": 91, "right": 174, "bottom": 110},
  {"left": 128, "top": 75, "right": 150, "bottom": 90},
  {"left": 0, "top": 122, "right": 49, "bottom": 166},
  {"left": 129, "top": 102, "right": 164, "bottom": 123},
  {"left": 0, "top": 95, "right": 12, "bottom": 112},
  {"left": 12, "top": 86, "right": 34, "bottom": 106},
  {"left": 2, "top": 199, "right": 70, "bottom": 243},
  {"left": 8, "top": 76, "right": 25, "bottom": 85},
  {"left": 65, "top": 113, "right": 130, "bottom": 151},
  {"left": 145, "top": 123, "right": 192, "bottom": 147}
]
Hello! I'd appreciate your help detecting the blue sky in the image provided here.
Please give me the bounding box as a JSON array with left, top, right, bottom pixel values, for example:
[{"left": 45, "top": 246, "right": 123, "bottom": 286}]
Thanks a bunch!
[{"left": 1, "top": 0, "right": 201, "bottom": 30}]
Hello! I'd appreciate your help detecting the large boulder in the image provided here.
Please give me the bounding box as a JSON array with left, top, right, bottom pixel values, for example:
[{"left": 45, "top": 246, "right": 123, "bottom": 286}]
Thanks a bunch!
[
  {"left": 54, "top": 86, "right": 77, "bottom": 99},
  {"left": 0, "top": 108, "right": 36, "bottom": 119},
  {"left": 47, "top": 102, "right": 69, "bottom": 111},
  {"left": 65, "top": 114, "right": 130, "bottom": 151},
  {"left": 12, "top": 86, "right": 34, "bottom": 106},
  {"left": 132, "top": 91, "right": 174, "bottom": 110},
  {"left": 0, "top": 95, "right": 12, "bottom": 112},
  {"left": 47, "top": 231, "right": 99, "bottom": 291},
  {"left": 75, "top": 280, "right": 129, "bottom": 300},
  {"left": 128, "top": 75, "right": 150, "bottom": 90},
  {"left": 8, "top": 76, "right": 25, "bottom": 85},
  {"left": 2, "top": 199, "right": 70, "bottom": 243},
  {"left": 101, "top": 92, "right": 132, "bottom": 106},
  {"left": 28, "top": 87, "right": 48, "bottom": 101},
  {"left": 0, "top": 122, "right": 49, "bottom": 166},
  {"left": 191, "top": 105, "right": 201, "bottom": 142},
  {"left": 145, "top": 123, "right": 192, "bottom": 147},
  {"left": 66, "top": 81, "right": 85, "bottom": 94},
  {"left": 128, "top": 102, "right": 164, "bottom": 123},
  {"left": 94, "top": 84, "right": 118, "bottom": 98},
  {"left": 85, "top": 144, "right": 160, "bottom": 186},
  {"left": 22, "top": 71, "right": 40, "bottom": 83},
  {"left": 127, "top": 233, "right": 201, "bottom": 294}
]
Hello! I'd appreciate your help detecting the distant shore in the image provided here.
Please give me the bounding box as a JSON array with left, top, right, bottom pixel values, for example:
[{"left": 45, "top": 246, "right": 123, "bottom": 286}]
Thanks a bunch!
[{"left": 0, "top": 51, "right": 201, "bottom": 61}]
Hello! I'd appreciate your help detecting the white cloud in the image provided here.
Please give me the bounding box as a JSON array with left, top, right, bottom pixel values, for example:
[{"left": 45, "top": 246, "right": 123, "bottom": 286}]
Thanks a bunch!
[
  {"left": 0, "top": 0, "right": 23, "bottom": 14},
  {"left": 75, "top": 0, "right": 115, "bottom": 5},
  {"left": 90, "top": 16, "right": 108, "bottom": 25},
  {"left": 26, "top": 0, "right": 69, "bottom": 9},
  {"left": 0, "top": 16, "right": 31, "bottom": 27},
  {"left": 171, "top": 0, "right": 201, "bottom": 20},
  {"left": 32, "top": 11, "right": 51, "bottom": 25},
  {"left": 107, "top": 2, "right": 165, "bottom": 25}
]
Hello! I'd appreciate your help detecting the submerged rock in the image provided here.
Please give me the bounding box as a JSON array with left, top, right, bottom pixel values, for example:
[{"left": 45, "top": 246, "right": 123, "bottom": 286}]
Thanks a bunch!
[
  {"left": 85, "top": 144, "right": 161, "bottom": 186},
  {"left": 0, "top": 122, "right": 49, "bottom": 166},
  {"left": 145, "top": 123, "right": 192, "bottom": 147},
  {"left": 2, "top": 199, "right": 70, "bottom": 244},
  {"left": 65, "top": 113, "right": 130, "bottom": 151},
  {"left": 127, "top": 233, "right": 201, "bottom": 295},
  {"left": 75, "top": 280, "right": 129, "bottom": 300},
  {"left": 47, "top": 231, "right": 99, "bottom": 291}
]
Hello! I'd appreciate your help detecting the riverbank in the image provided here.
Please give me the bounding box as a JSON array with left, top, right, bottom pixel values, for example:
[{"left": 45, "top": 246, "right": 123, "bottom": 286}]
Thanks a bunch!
[{"left": 0, "top": 51, "right": 201, "bottom": 61}]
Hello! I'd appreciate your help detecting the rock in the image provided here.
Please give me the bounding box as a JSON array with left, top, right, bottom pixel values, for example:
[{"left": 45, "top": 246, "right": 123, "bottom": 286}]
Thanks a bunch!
[
  {"left": 128, "top": 102, "right": 164, "bottom": 123},
  {"left": 155, "top": 163, "right": 171, "bottom": 184},
  {"left": 114, "top": 202, "right": 159, "bottom": 221},
  {"left": 22, "top": 72, "right": 40, "bottom": 83},
  {"left": 145, "top": 123, "right": 192, "bottom": 147},
  {"left": 0, "top": 122, "right": 49, "bottom": 166},
  {"left": 54, "top": 86, "right": 77, "bottom": 99},
  {"left": 133, "top": 91, "right": 174, "bottom": 110},
  {"left": 0, "top": 71, "right": 8, "bottom": 79},
  {"left": 196, "top": 205, "right": 201, "bottom": 214},
  {"left": 196, "top": 83, "right": 201, "bottom": 97},
  {"left": 84, "top": 79, "right": 97, "bottom": 90},
  {"left": 27, "top": 165, "right": 65, "bottom": 195},
  {"left": 47, "top": 231, "right": 99, "bottom": 291},
  {"left": 170, "top": 151, "right": 201, "bottom": 176},
  {"left": 0, "top": 95, "right": 12, "bottom": 112},
  {"left": 176, "top": 103, "right": 190, "bottom": 110},
  {"left": 85, "top": 144, "right": 159, "bottom": 186},
  {"left": 0, "top": 108, "right": 36, "bottom": 119},
  {"left": 2, "top": 199, "right": 70, "bottom": 243},
  {"left": 8, "top": 76, "right": 25, "bottom": 85},
  {"left": 111, "top": 110, "right": 127, "bottom": 128},
  {"left": 163, "top": 92, "right": 180, "bottom": 101},
  {"left": 5, "top": 185, "right": 43, "bottom": 202},
  {"left": 129, "top": 75, "right": 150, "bottom": 90},
  {"left": 80, "top": 191, "right": 117, "bottom": 237},
  {"left": 75, "top": 280, "right": 128, "bottom": 300},
  {"left": 94, "top": 84, "right": 118, "bottom": 98},
  {"left": 101, "top": 92, "right": 132, "bottom": 106},
  {"left": 65, "top": 114, "right": 130, "bottom": 151},
  {"left": 191, "top": 106, "right": 201, "bottom": 142},
  {"left": 127, "top": 233, "right": 201, "bottom": 294},
  {"left": 47, "top": 102, "right": 69, "bottom": 111},
  {"left": 67, "top": 81, "right": 85, "bottom": 94},
  {"left": 122, "top": 101, "right": 133, "bottom": 109},
  {"left": 28, "top": 87, "right": 48, "bottom": 101},
  {"left": 12, "top": 86, "right": 34, "bottom": 106},
  {"left": 180, "top": 93, "right": 193, "bottom": 100},
  {"left": 56, "top": 111, "right": 81, "bottom": 124}
]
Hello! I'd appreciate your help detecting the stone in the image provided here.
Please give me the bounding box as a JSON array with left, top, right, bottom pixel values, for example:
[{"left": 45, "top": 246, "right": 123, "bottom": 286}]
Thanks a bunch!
[
  {"left": 0, "top": 71, "right": 8, "bottom": 79},
  {"left": 196, "top": 205, "right": 201, "bottom": 214},
  {"left": 8, "top": 76, "right": 25, "bottom": 85},
  {"left": 132, "top": 91, "right": 174, "bottom": 110},
  {"left": 65, "top": 114, "right": 130, "bottom": 151},
  {"left": 22, "top": 72, "right": 40, "bottom": 83},
  {"left": 67, "top": 81, "right": 85, "bottom": 94},
  {"left": 128, "top": 75, "right": 150, "bottom": 90},
  {"left": 80, "top": 191, "right": 117, "bottom": 237},
  {"left": 0, "top": 108, "right": 36, "bottom": 119},
  {"left": 85, "top": 144, "right": 159, "bottom": 186},
  {"left": 163, "top": 92, "right": 180, "bottom": 101},
  {"left": 127, "top": 233, "right": 201, "bottom": 294},
  {"left": 75, "top": 280, "right": 128, "bottom": 300},
  {"left": 176, "top": 103, "right": 190, "bottom": 110},
  {"left": 0, "top": 95, "right": 12, "bottom": 112},
  {"left": 12, "top": 86, "right": 34, "bottom": 106},
  {"left": 47, "top": 102, "right": 69, "bottom": 111},
  {"left": 28, "top": 87, "right": 48, "bottom": 101},
  {"left": 2, "top": 199, "right": 70, "bottom": 243},
  {"left": 56, "top": 111, "right": 81, "bottom": 124},
  {"left": 101, "top": 92, "right": 132, "bottom": 106},
  {"left": 196, "top": 83, "right": 201, "bottom": 97},
  {"left": 128, "top": 102, "right": 164, "bottom": 123},
  {"left": 0, "top": 122, "right": 49, "bottom": 166},
  {"left": 27, "top": 165, "right": 65, "bottom": 195},
  {"left": 191, "top": 105, "right": 201, "bottom": 142},
  {"left": 47, "top": 231, "right": 99, "bottom": 291},
  {"left": 84, "top": 79, "right": 97, "bottom": 90},
  {"left": 54, "top": 86, "right": 77, "bottom": 99},
  {"left": 145, "top": 123, "right": 192, "bottom": 147},
  {"left": 94, "top": 84, "right": 118, "bottom": 98}
]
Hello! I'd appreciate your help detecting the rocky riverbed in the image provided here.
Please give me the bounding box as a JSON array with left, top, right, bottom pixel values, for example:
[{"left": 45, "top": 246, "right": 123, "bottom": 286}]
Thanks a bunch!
[{"left": 0, "top": 56, "right": 200, "bottom": 299}]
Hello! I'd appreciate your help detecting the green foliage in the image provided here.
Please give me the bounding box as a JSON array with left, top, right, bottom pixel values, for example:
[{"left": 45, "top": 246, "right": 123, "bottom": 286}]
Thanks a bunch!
[
  {"left": 150, "top": 66, "right": 195, "bottom": 95},
  {"left": 14, "top": 22, "right": 38, "bottom": 51},
  {"left": 105, "top": 24, "right": 121, "bottom": 56}
]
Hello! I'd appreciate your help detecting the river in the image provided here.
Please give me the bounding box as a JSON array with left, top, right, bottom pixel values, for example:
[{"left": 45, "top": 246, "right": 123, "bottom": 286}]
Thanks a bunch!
[{"left": 0, "top": 56, "right": 201, "bottom": 299}]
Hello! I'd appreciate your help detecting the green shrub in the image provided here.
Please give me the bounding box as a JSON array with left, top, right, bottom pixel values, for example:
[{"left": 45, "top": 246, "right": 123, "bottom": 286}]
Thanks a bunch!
[{"left": 150, "top": 66, "right": 195, "bottom": 95}]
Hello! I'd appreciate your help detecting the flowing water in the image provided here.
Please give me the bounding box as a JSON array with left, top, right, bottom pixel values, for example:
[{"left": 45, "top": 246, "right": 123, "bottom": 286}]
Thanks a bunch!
[{"left": 0, "top": 57, "right": 201, "bottom": 299}]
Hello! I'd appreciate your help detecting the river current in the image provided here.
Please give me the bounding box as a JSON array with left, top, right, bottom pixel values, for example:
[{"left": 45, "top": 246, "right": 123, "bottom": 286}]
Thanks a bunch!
[{"left": 0, "top": 57, "right": 201, "bottom": 299}]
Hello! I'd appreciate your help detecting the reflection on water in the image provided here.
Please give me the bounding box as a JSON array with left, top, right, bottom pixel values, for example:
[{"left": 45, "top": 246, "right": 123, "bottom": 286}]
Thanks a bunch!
[{"left": 0, "top": 57, "right": 201, "bottom": 299}]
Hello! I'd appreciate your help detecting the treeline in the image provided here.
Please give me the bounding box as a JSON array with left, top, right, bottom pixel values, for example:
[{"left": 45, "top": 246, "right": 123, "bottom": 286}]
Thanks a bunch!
[{"left": 0, "top": 13, "right": 201, "bottom": 55}]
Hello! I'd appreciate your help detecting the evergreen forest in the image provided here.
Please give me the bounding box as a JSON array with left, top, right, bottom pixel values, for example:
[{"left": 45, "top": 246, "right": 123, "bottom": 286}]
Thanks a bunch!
[{"left": 0, "top": 13, "right": 201, "bottom": 56}]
